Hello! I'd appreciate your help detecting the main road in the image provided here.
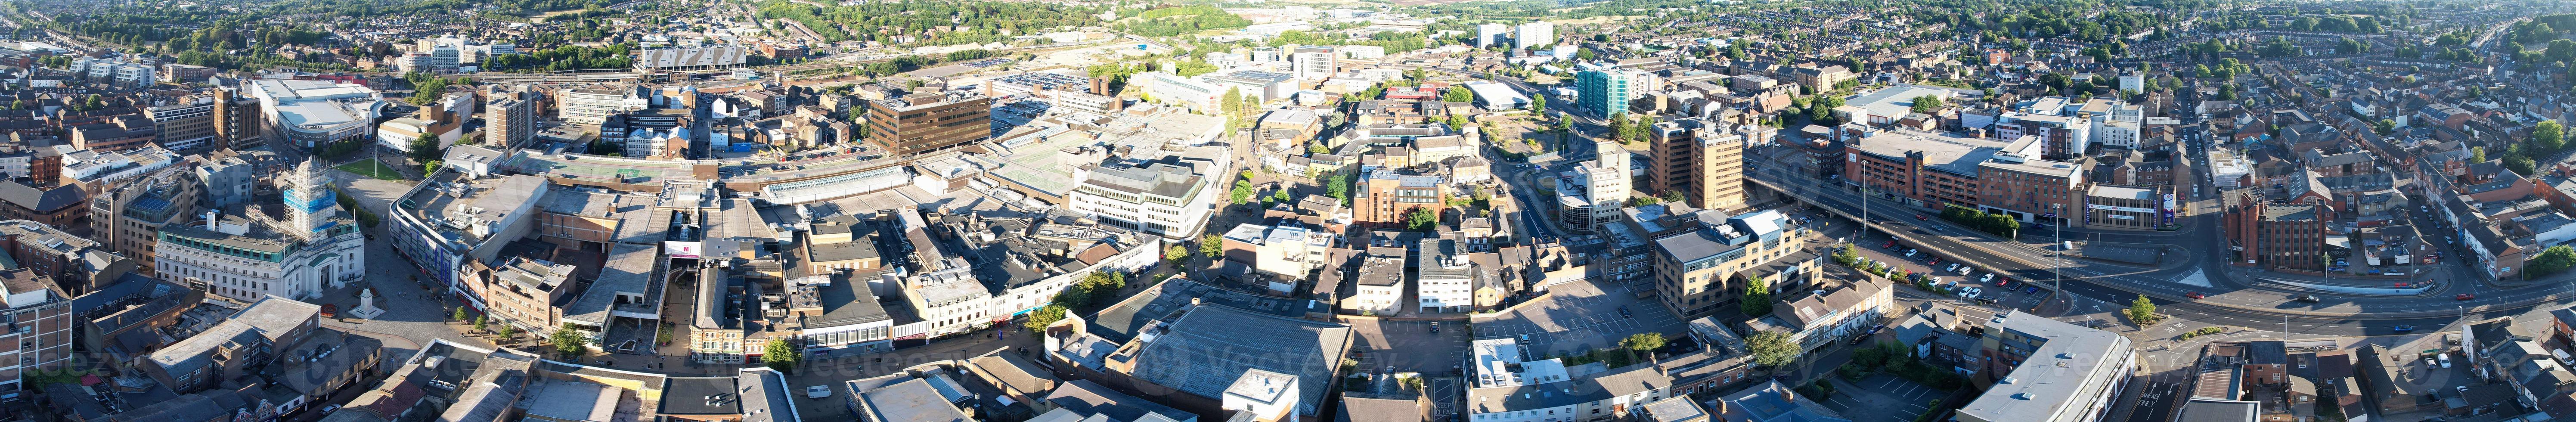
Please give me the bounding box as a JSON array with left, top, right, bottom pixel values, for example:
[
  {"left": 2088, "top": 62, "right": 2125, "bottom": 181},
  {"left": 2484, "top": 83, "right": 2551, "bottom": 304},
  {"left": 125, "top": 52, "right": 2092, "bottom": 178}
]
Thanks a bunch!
[{"left": 1745, "top": 150, "right": 2566, "bottom": 336}]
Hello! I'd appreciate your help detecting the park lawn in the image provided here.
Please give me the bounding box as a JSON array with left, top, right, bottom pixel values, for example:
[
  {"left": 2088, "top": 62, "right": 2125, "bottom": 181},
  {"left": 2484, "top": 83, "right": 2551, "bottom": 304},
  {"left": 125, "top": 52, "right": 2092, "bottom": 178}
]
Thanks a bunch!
[{"left": 336, "top": 158, "right": 408, "bottom": 180}]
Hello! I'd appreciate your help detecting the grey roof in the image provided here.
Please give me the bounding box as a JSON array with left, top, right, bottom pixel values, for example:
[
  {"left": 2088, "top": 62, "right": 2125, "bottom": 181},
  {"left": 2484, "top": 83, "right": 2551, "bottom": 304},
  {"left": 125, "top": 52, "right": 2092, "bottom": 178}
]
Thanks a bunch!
[
  {"left": 737, "top": 368, "right": 800, "bottom": 422},
  {"left": 1714, "top": 380, "right": 1849, "bottom": 422},
  {"left": 1127, "top": 304, "right": 1353, "bottom": 416},
  {"left": 1082, "top": 159, "right": 1206, "bottom": 201},
  {"left": 1953, "top": 311, "right": 2134, "bottom": 422},
  {"left": 798, "top": 272, "right": 892, "bottom": 329},
  {"left": 1086, "top": 277, "right": 1317, "bottom": 343},
  {"left": 565, "top": 243, "right": 661, "bottom": 325},
  {"left": 657, "top": 376, "right": 741, "bottom": 415},
  {"left": 0, "top": 179, "right": 84, "bottom": 212},
  {"left": 856, "top": 378, "right": 969, "bottom": 422},
  {"left": 2172, "top": 398, "right": 2258, "bottom": 422},
  {"left": 1043, "top": 379, "right": 1197, "bottom": 422}
]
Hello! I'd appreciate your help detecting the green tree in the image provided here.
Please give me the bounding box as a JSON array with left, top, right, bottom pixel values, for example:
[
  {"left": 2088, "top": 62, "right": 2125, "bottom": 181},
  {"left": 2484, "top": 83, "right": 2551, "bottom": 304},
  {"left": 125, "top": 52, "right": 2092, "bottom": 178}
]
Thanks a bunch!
[
  {"left": 1326, "top": 173, "right": 1352, "bottom": 203},
  {"left": 1740, "top": 275, "right": 1773, "bottom": 316},
  {"left": 1530, "top": 95, "right": 1545, "bottom": 112},
  {"left": 2472, "top": 146, "right": 2488, "bottom": 163},
  {"left": 551, "top": 323, "right": 590, "bottom": 356},
  {"left": 1909, "top": 95, "right": 1944, "bottom": 114},
  {"left": 2128, "top": 295, "right": 2160, "bottom": 323},
  {"left": 1607, "top": 112, "right": 1629, "bottom": 141},
  {"left": 2507, "top": 155, "right": 2538, "bottom": 176},
  {"left": 1748, "top": 331, "right": 1798, "bottom": 367},
  {"left": 1443, "top": 86, "right": 1474, "bottom": 103},
  {"left": 408, "top": 134, "right": 440, "bottom": 163},
  {"left": 1660, "top": 190, "right": 1687, "bottom": 204},
  {"left": 1405, "top": 207, "right": 1438, "bottom": 230},
  {"left": 1621, "top": 332, "right": 1667, "bottom": 352},
  {"left": 2535, "top": 120, "right": 2566, "bottom": 152},
  {"left": 2375, "top": 119, "right": 2396, "bottom": 135},
  {"left": 1230, "top": 180, "right": 1255, "bottom": 205},
  {"left": 1309, "top": 142, "right": 1330, "bottom": 154},
  {"left": 472, "top": 315, "right": 488, "bottom": 332},
  {"left": 2528, "top": 245, "right": 2576, "bottom": 279},
  {"left": 762, "top": 338, "right": 800, "bottom": 371},
  {"left": 452, "top": 306, "right": 468, "bottom": 322},
  {"left": 423, "top": 160, "right": 442, "bottom": 176},
  {"left": 497, "top": 324, "right": 520, "bottom": 340},
  {"left": 1271, "top": 189, "right": 1291, "bottom": 204},
  {"left": 1164, "top": 245, "right": 1189, "bottom": 263},
  {"left": 1023, "top": 304, "right": 1069, "bottom": 332},
  {"left": 1202, "top": 234, "right": 1224, "bottom": 258}
]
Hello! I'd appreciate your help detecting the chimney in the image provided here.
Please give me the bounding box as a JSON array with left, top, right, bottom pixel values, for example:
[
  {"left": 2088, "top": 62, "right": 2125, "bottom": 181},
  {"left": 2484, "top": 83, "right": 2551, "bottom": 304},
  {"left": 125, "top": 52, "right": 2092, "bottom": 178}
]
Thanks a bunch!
[{"left": 203, "top": 210, "right": 217, "bottom": 230}]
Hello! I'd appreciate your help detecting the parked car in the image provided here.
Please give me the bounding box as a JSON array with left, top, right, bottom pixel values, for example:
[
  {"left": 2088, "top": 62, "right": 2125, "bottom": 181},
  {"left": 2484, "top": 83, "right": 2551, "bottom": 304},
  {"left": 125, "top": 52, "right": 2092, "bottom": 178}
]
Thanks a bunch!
[
  {"left": 2185, "top": 292, "right": 2206, "bottom": 299},
  {"left": 1618, "top": 306, "right": 1633, "bottom": 318},
  {"left": 1961, "top": 266, "right": 1978, "bottom": 276},
  {"left": 2458, "top": 293, "right": 2477, "bottom": 301},
  {"left": 2438, "top": 353, "right": 2453, "bottom": 368},
  {"left": 1904, "top": 249, "right": 1918, "bottom": 257},
  {"left": 2293, "top": 295, "right": 2322, "bottom": 303},
  {"left": 1981, "top": 273, "right": 1998, "bottom": 284},
  {"left": 1915, "top": 214, "right": 1929, "bottom": 221},
  {"left": 2393, "top": 325, "right": 2416, "bottom": 333},
  {"left": 1883, "top": 240, "right": 1897, "bottom": 248},
  {"left": 1430, "top": 322, "right": 1440, "bottom": 333}
]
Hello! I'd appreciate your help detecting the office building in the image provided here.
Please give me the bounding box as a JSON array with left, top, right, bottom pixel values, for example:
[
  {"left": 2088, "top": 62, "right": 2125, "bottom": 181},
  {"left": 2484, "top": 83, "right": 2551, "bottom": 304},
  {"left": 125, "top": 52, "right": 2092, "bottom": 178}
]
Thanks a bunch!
[
  {"left": 1218, "top": 223, "right": 1338, "bottom": 280},
  {"left": 1576, "top": 63, "right": 1644, "bottom": 118},
  {"left": 1415, "top": 237, "right": 1475, "bottom": 313},
  {"left": 1293, "top": 46, "right": 1336, "bottom": 81},
  {"left": 1068, "top": 159, "right": 1215, "bottom": 239},
  {"left": 210, "top": 88, "right": 263, "bottom": 149},
  {"left": 862, "top": 91, "right": 992, "bottom": 157},
  {"left": 143, "top": 96, "right": 218, "bottom": 152},
  {"left": 89, "top": 168, "right": 197, "bottom": 277},
  {"left": 555, "top": 85, "right": 650, "bottom": 125},
  {"left": 1650, "top": 210, "right": 1810, "bottom": 318},
  {"left": 2221, "top": 192, "right": 2325, "bottom": 271},
  {"left": 1842, "top": 127, "right": 2086, "bottom": 226},
  {"left": 1138, "top": 71, "right": 1225, "bottom": 114},
  {"left": 193, "top": 154, "right": 254, "bottom": 208},
  {"left": 0, "top": 222, "right": 79, "bottom": 399},
  {"left": 484, "top": 85, "right": 538, "bottom": 148},
  {"left": 1352, "top": 167, "right": 1448, "bottom": 227},
  {"left": 1646, "top": 118, "right": 1749, "bottom": 211},
  {"left": 1465, "top": 337, "right": 1677, "bottom": 422},
  {"left": 1557, "top": 140, "right": 1630, "bottom": 233},
  {"left": 1951, "top": 311, "right": 2135, "bottom": 422}
]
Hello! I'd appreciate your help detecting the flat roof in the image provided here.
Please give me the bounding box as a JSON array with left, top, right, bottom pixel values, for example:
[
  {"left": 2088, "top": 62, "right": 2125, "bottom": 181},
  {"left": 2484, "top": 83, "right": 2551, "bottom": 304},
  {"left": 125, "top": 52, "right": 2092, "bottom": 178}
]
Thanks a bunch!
[
  {"left": 565, "top": 243, "right": 661, "bottom": 325},
  {"left": 1953, "top": 311, "right": 2133, "bottom": 422}
]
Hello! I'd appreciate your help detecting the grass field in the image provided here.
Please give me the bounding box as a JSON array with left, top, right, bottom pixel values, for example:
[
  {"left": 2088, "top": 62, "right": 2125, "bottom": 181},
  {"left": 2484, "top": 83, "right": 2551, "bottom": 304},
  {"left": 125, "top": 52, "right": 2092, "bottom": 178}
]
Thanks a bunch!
[{"left": 337, "top": 158, "right": 408, "bottom": 180}]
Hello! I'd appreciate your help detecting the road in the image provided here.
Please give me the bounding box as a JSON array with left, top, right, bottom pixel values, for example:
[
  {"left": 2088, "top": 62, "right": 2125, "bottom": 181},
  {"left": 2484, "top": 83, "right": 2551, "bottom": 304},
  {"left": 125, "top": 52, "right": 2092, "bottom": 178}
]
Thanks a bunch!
[{"left": 1742, "top": 154, "right": 2551, "bottom": 336}]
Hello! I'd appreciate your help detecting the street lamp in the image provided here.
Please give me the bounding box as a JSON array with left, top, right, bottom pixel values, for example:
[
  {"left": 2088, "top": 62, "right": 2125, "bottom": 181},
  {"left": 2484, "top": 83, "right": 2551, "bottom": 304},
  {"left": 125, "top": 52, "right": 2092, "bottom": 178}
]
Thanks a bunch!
[{"left": 2053, "top": 203, "right": 2065, "bottom": 309}]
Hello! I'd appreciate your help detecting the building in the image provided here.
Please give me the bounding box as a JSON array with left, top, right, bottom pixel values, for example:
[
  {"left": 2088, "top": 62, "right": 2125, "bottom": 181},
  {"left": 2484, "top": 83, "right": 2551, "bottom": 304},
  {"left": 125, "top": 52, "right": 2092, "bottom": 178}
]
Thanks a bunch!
[
  {"left": 1477, "top": 24, "right": 1509, "bottom": 48},
  {"left": 0, "top": 180, "right": 88, "bottom": 233},
  {"left": 1345, "top": 254, "right": 1404, "bottom": 316},
  {"left": 211, "top": 88, "right": 264, "bottom": 149},
  {"left": 194, "top": 154, "right": 255, "bottom": 208},
  {"left": 152, "top": 161, "right": 365, "bottom": 301},
  {"left": 1743, "top": 276, "right": 1892, "bottom": 353},
  {"left": 555, "top": 85, "right": 649, "bottom": 125},
  {"left": 0, "top": 223, "right": 77, "bottom": 399},
  {"left": 2083, "top": 184, "right": 2170, "bottom": 230},
  {"left": 1647, "top": 118, "right": 1749, "bottom": 211},
  {"left": 244, "top": 79, "right": 386, "bottom": 150},
  {"left": 1293, "top": 47, "right": 1335, "bottom": 81},
  {"left": 2221, "top": 192, "right": 2325, "bottom": 271},
  {"left": 1464, "top": 337, "right": 1676, "bottom": 422},
  {"left": 1068, "top": 158, "right": 1215, "bottom": 239},
  {"left": 143, "top": 96, "right": 218, "bottom": 152},
  {"left": 88, "top": 168, "right": 197, "bottom": 277},
  {"left": 1138, "top": 71, "right": 1226, "bottom": 114},
  {"left": 1651, "top": 209, "right": 1811, "bottom": 318},
  {"left": 1951, "top": 311, "right": 2135, "bottom": 422},
  {"left": 1557, "top": 140, "right": 1629, "bottom": 233},
  {"left": 1415, "top": 237, "right": 1477, "bottom": 313},
  {"left": 863, "top": 91, "right": 992, "bottom": 157},
  {"left": 1843, "top": 127, "right": 2085, "bottom": 226},
  {"left": 1218, "top": 223, "right": 1337, "bottom": 280},
  {"left": 1576, "top": 63, "right": 1645, "bottom": 118},
  {"left": 1516, "top": 21, "right": 1555, "bottom": 50},
  {"left": 1352, "top": 167, "right": 1448, "bottom": 228},
  {"left": 484, "top": 86, "right": 538, "bottom": 148},
  {"left": 1712, "top": 381, "right": 1850, "bottom": 422}
]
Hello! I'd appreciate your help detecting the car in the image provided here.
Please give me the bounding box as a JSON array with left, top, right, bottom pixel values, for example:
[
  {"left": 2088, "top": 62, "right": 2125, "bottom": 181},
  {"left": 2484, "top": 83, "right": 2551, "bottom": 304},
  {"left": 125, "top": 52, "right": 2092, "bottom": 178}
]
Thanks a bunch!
[
  {"left": 1915, "top": 214, "right": 1929, "bottom": 221},
  {"left": 1944, "top": 263, "right": 1960, "bottom": 272},
  {"left": 1429, "top": 322, "right": 1440, "bottom": 333},
  {"left": 2026, "top": 286, "right": 2041, "bottom": 294},
  {"left": 1903, "top": 250, "right": 1919, "bottom": 257},
  {"left": 1931, "top": 276, "right": 1945, "bottom": 285},
  {"left": 1618, "top": 306, "right": 1633, "bottom": 318},
  {"left": 2393, "top": 325, "right": 2416, "bottom": 333},
  {"left": 2458, "top": 293, "right": 2477, "bottom": 301},
  {"left": 1961, "top": 266, "right": 1978, "bottom": 276},
  {"left": 320, "top": 405, "right": 341, "bottom": 416},
  {"left": 1982, "top": 273, "right": 1998, "bottom": 284},
  {"left": 1927, "top": 258, "right": 1943, "bottom": 267},
  {"left": 2292, "top": 295, "right": 2322, "bottom": 303},
  {"left": 1883, "top": 240, "right": 1897, "bottom": 248},
  {"left": 2439, "top": 353, "right": 2454, "bottom": 368},
  {"left": 805, "top": 385, "right": 834, "bottom": 399},
  {"left": 2185, "top": 292, "right": 2205, "bottom": 299},
  {"left": 2425, "top": 357, "right": 2440, "bottom": 368}
]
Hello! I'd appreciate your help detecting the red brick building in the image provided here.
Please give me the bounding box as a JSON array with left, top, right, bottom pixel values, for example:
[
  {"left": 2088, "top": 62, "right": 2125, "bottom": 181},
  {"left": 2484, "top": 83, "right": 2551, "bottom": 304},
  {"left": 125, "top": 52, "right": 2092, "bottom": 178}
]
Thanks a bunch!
[{"left": 2223, "top": 192, "right": 2326, "bottom": 270}]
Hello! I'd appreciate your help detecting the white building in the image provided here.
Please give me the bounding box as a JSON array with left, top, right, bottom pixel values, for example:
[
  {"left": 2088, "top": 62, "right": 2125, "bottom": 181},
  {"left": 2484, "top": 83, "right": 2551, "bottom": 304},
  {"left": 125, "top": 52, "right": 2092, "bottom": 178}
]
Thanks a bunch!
[
  {"left": 1477, "top": 24, "right": 1509, "bottom": 48},
  {"left": 1068, "top": 159, "right": 1217, "bottom": 239},
  {"left": 1414, "top": 238, "right": 1476, "bottom": 313},
  {"left": 153, "top": 161, "right": 366, "bottom": 301},
  {"left": 245, "top": 79, "right": 386, "bottom": 149},
  {"left": 1346, "top": 254, "right": 1405, "bottom": 316},
  {"left": 555, "top": 85, "right": 650, "bottom": 125},
  {"left": 1138, "top": 71, "right": 1225, "bottom": 115},
  {"left": 1744, "top": 277, "right": 1892, "bottom": 352},
  {"left": 1466, "top": 337, "right": 1675, "bottom": 422},
  {"left": 1220, "top": 223, "right": 1337, "bottom": 279},
  {"left": 1516, "top": 21, "right": 1556, "bottom": 50},
  {"left": 1340, "top": 45, "right": 1386, "bottom": 60},
  {"left": 1292, "top": 46, "right": 1335, "bottom": 81}
]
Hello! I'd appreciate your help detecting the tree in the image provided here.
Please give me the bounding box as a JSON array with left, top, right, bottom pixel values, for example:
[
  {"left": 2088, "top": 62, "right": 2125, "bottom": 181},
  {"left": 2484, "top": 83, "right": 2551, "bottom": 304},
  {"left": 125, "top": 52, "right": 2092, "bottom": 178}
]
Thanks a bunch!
[
  {"left": 2375, "top": 119, "right": 2396, "bottom": 135},
  {"left": 2536, "top": 120, "right": 2566, "bottom": 152},
  {"left": 1326, "top": 173, "right": 1352, "bottom": 203},
  {"left": 1404, "top": 207, "right": 1438, "bottom": 231},
  {"left": 1444, "top": 87, "right": 1475, "bottom": 103},
  {"left": 1023, "top": 305, "right": 1069, "bottom": 332},
  {"left": 2507, "top": 155, "right": 2538, "bottom": 176},
  {"left": 1530, "top": 95, "right": 1545, "bottom": 113},
  {"left": 2128, "top": 295, "right": 2160, "bottom": 323},
  {"left": 451, "top": 306, "right": 468, "bottom": 322},
  {"left": 497, "top": 324, "right": 520, "bottom": 340},
  {"left": 1164, "top": 245, "right": 1189, "bottom": 263},
  {"left": 408, "top": 133, "right": 440, "bottom": 163},
  {"left": 2529, "top": 245, "right": 2576, "bottom": 279},
  {"left": 1621, "top": 332, "right": 1667, "bottom": 352},
  {"left": 1909, "top": 95, "right": 1945, "bottom": 114},
  {"left": 423, "top": 160, "right": 442, "bottom": 175},
  {"left": 551, "top": 323, "right": 589, "bottom": 356},
  {"left": 1660, "top": 190, "right": 1687, "bottom": 204},
  {"left": 1202, "top": 234, "right": 1224, "bottom": 258},
  {"left": 1740, "top": 275, "right": 1773, "bottom": 316},
  {"left": 1230, "top": 180, "right": 1255, "bottom": 205},
  {"left": 1748, "top": 331, "right": 1798, "bottom": 367},
  {"left": 472, "top": 316, "right": 488, "bottom": 332},
  {"left": 1606, "top": 112, "right": 1629, "bottom": 141},
  {"left": 2472, "top": 146, "right": 2488, "bottom": 163},
  {"left": 1271, "top": 189, "right": 1291, "bottom": 204},
  {"left": 762, "top": 338, "right": 800, "bottom": 371},
  {"left": 1309, "top": 142, "right": 1329, "bottom": 154}
]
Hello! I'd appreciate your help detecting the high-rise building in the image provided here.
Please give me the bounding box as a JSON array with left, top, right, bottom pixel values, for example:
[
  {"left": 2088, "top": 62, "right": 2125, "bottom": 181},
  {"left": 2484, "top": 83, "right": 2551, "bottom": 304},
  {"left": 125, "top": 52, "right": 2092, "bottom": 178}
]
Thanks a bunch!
[
  {"left": 1516, "top": 21, "right": 1555, "bottom": 50},
  {"left": 1476, "top": 24, "right": 1508, "bottom": 48},
  {"left": 1068, "top": 158, "right": 1215, "bottom": 239},
  {"left": 1646, "top": 118, "right": 1749, "bottom": 211},
  {"left": 143, "top": 95, "right": 217, "bottom": 152},
  {"left": 88, "top": 167, "right": 196, "bottom": 277},
  {"left": 1292, "top": 46, "right": 1335, "bottom": 81},
  {"left": 210, "top": 88, "right": 263, "bottom": 149},
  {"left": 484, "top": 85, "right": 537, "bottom": 148},
  {"left": 863, "top": 91, "right": 992, "bottom": 157},
  {"left": 1576, "top": 63, "right": 1643, "bottom": 118}
]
